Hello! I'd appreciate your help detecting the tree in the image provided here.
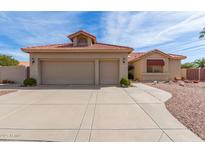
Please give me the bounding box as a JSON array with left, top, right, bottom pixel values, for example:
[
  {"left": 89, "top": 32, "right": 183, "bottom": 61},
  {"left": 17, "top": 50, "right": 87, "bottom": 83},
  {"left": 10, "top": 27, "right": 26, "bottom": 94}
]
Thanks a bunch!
[
  {"left": 199, "top": 27, "right": 205, "bottom": 39},
  {"left": 181, "top": 62, "right": 196, "bottom": 68},
  {"left": 194, "top": 58, "right": 205, "bottom": 68},
  {"left": 0, "top": 54, "right": 19, "bottom": 66}
]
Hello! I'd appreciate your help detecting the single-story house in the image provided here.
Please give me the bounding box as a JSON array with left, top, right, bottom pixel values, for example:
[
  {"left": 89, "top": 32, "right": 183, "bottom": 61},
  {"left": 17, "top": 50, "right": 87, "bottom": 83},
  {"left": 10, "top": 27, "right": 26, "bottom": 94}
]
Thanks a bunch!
[
  {"left": 18, "top": 61, "right": 30, "bottom": 67},
  {"left": 128, "top": 49, "right": 186, "bottom": 81},
  {"left": 21, "top": 30, "right": 133, "bottom": 85}
]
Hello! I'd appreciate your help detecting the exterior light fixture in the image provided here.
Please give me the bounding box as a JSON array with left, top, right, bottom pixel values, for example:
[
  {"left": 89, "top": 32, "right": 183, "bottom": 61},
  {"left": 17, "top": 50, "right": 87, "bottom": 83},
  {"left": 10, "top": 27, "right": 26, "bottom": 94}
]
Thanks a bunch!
[
  {"left": 123, "top": 57, "right": 126, "bottom": 63},
  {"left": 31, "top": 58, "right": 35, "bottom": 64}
]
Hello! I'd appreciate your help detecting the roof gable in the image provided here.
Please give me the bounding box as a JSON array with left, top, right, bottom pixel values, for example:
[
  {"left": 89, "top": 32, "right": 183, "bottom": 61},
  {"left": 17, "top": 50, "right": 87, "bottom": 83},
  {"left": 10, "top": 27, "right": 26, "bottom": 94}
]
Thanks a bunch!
[
  {"left": 67, "top": 30, "right": 96, "bottom": 43},
  {"left": 128, "top": 49, "right": 186, "bottom": 63},
  {"left": 21, "top": 30, "right": 133, "bottom": 53}
]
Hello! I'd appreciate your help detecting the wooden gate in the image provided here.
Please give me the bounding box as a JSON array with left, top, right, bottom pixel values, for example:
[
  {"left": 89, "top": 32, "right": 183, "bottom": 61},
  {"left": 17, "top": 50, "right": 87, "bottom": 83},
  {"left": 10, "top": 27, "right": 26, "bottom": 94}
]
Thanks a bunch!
[
  {"left": 186, "top": 68, "right": 205, "bottom": 81},
  {"left": 200, "top": 69, "right": 205, "bottom": 80}
]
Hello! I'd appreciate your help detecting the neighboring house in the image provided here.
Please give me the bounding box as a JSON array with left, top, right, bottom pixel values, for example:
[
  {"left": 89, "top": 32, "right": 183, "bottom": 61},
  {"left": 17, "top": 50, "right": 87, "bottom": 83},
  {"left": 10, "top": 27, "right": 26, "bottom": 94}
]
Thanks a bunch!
[
  {"left": 21, "top": 30, "right": 133, "bottom": 85},
  {"left": 18, "top": 61, "right": 30, "bottom": 67},
  {"left": 128, "top": 49, "right": 186, "bottom": 81}
]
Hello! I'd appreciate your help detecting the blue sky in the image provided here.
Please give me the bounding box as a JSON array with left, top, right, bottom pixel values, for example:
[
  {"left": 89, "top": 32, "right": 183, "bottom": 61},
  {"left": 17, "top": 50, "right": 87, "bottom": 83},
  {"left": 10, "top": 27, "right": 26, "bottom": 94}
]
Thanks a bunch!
[{"left": 0, "top": 11, "right": 205, "bottom": 63}]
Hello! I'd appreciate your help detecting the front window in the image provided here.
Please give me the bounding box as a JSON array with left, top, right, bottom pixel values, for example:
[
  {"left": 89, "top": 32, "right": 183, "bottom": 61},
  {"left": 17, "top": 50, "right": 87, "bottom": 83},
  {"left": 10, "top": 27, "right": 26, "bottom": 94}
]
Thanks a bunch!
[
  {"left": 77, "top": 37, "right": 88, "bottom": 46},
  {"left": 147, "top": 59, "right": 164, "bottom": 73},
  {"left": 147, "top": 65, "right": 163, "bottom": 73}
]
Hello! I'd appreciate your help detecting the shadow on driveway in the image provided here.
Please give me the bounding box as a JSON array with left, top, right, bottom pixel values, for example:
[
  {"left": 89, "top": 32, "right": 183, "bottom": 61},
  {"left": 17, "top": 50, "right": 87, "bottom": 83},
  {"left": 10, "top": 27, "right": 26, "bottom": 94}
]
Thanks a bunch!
[{"left": 0, "top": 84, "right": 122, "bottom": 90}]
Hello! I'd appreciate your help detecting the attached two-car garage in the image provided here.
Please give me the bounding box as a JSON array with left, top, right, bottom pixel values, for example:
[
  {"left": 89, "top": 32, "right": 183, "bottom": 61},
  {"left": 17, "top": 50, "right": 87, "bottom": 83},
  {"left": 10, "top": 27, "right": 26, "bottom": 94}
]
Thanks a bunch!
[
  {"left": 40, "top": 60, "right": 119, "bottom": 85},
  {"left": 22, "top": 30, "right": 132, "bottom": 86}
]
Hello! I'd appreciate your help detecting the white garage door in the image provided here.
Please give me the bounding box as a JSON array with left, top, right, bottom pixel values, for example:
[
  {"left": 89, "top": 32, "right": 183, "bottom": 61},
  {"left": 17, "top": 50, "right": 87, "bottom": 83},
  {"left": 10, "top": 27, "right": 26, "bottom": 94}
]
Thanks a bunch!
[
  {"left": 41, "top": 61, "right": 94, "bottom": 85},
  {"left": 99, "top": 60, "right": 119, "bottom": 85}
]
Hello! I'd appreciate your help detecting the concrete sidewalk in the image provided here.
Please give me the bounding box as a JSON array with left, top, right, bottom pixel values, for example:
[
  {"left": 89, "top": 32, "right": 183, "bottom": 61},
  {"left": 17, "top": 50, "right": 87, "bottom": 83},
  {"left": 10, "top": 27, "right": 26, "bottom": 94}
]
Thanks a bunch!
[{"left": 0, "top": 84, "right": 202, "bottom": 142}]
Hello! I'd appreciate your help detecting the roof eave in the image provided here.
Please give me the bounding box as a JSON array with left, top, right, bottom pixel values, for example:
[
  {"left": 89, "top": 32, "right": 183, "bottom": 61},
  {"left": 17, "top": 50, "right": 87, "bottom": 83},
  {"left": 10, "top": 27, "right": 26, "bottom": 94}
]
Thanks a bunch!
[
  {"left": 128, "top": 50, "right": 187, "bottom": 63},
  {"left": 173, "top": 56, "right": 187, "bottom": 60},
  {"left": 21, "top": 48, "right": 133, "bottom": 53}
]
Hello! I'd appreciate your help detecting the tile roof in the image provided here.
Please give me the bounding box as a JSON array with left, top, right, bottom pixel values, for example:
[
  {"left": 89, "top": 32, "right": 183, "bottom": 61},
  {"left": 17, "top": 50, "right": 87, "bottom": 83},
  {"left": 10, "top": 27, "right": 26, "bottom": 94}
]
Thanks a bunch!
[
  {"left": 21, "top": 30, "right": 133, "bottom": 53},
  {"left": 21, "top": 42, "right": 133, "bottom": 52},
  {"left": 67, "top": 30, "right": 96, "bottom": 43},
  {"left": 18, "top": 61, "right": 29, "bottom": 67},
  {"left": 128, "top": 52, "right": 146, "bottom": 62},
  {"left": 128, "top": 50, "right": 186, "bottom": 62}
]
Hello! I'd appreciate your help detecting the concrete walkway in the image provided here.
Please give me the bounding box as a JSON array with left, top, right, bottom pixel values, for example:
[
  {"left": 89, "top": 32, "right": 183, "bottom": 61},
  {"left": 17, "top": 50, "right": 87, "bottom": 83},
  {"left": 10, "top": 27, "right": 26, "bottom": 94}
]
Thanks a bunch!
[
  {"left": 125, "top": 83, "right": 202, "bottom": 142},
  {"left": 0, "top": 84, "right": 202, "bottom": 142}
]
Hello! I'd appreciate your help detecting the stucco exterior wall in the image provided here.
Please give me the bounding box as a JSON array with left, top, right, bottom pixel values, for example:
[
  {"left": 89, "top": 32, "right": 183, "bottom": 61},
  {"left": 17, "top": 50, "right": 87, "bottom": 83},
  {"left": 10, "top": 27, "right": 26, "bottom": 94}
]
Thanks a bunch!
[
  {"left": 0, "top": 66, "right": 27, "bottom": 84},
  {"left": 181, "top": 68, "right": 187, "bottom": 79},
  {"left": 141, "top": 73, "right": 169, "bottom": 81},
  {"left": 168, "top": 59, "right": 182, "bottom": 80},
  {"left": 132, "top": 60, "right": 142, "bottom": 80},
  {"left": 141, "top": 53, "right": 169, "bottom": 73},
  {"left": 29, "top": 52, "right": 128, "bottom": 85},
  {"left": 131, "top": 52, "right": 182, "bottom": 81}
]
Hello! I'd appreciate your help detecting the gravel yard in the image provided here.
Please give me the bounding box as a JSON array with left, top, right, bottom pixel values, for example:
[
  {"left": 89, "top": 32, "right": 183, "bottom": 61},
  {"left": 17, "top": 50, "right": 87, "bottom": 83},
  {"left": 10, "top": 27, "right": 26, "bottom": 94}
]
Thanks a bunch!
[
  {"left": 0, "top": 90, "right": 16, "bottom": 96},
  {"left": 147, "top": 81, "right": 205, "bottom": 140}
]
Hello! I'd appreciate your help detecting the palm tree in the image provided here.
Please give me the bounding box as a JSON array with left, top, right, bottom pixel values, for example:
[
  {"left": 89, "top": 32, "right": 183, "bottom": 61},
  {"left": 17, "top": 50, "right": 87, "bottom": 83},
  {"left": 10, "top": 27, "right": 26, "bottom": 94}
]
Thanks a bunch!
[
  {"left": 181, "top": 62, "right": 196, "bottom": 68},
  {"left": 194, "top": 58, "right": 205, "bottom": 68},
  {"left": 199, "top": 27, "right": 205, "bottom": 39}
]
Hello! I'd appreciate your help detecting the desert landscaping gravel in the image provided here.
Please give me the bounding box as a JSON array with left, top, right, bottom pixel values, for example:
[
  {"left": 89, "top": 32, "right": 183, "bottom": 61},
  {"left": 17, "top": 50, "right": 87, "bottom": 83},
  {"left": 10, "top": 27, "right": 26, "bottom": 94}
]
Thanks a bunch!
[
  {"left": 147, "top": 82, "right": 205, "bottom": 140},
  {"left": 0, "top": 90, "right": 16, "bottom": 96}
]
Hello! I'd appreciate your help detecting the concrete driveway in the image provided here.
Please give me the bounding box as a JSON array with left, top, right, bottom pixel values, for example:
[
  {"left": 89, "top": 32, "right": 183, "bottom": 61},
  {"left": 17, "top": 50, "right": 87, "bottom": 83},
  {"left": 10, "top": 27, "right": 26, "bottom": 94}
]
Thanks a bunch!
[{"left": 0, "top": 84, "right": 202, "bottom": 142}]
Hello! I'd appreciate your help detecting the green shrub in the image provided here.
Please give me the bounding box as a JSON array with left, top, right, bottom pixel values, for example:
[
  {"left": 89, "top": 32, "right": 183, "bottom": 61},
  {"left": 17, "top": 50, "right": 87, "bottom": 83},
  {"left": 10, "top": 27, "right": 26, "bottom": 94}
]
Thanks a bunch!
[
  {"left": 0, "top": 54, "right": 19, "bottom": 66},
  {"left": 120, "top": 78, "right": 131, "bottom": 87},
  {"left": 23, "top": 78, "right": 37, "bottom": 86}
]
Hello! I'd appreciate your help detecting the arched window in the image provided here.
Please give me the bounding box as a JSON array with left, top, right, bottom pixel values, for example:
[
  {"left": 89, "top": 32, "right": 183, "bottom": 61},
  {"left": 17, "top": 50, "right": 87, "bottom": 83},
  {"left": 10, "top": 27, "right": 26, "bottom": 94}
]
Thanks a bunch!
[{"left": 77, "top": 37, "right": 88, "bottom": 46}]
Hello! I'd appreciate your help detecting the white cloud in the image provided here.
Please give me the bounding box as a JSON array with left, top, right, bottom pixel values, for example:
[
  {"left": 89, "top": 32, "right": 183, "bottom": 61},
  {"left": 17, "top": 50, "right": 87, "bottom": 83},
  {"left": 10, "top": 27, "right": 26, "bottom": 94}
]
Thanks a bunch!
[
  {"left": 0, "top": 12, "right": 82, "bottom": 46},
  {"left": 0, "top": 11, "right": 205, "bottom": 62},
  {"left": 100, "top": 12, "right": 205, "bottom": 50},
  {"left": 0, "top": 48, "right": 28, "bottom": 60}
]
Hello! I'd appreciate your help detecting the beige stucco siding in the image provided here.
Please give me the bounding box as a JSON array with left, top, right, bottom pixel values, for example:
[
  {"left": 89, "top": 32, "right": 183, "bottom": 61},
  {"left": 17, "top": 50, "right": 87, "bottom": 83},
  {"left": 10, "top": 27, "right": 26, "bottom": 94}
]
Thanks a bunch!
[
  {"left": 132, "top": 60, "right": 142, "bottom": 80},
  {"left": 168, "top": 59, "right": 181, "bottom": 80},
  {"left": 30, "top": 52, "right": 128, "bottom": 85},
  {"left": 131, "top": 52, "right": 182, "bottom": 81},
  {"left": 141, "top": 53, "right": 169, "bottom": 73},
  {"left": 181, "top": 68, "right": 187, "bottom": 79},
  {"left": 0, "top": 66, "right": 27, "bottom": 84}
]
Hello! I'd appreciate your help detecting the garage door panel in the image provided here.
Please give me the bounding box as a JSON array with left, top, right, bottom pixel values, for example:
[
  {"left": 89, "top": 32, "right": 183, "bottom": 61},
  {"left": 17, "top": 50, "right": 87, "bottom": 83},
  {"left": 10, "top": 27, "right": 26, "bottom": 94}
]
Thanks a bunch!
[
  {"left": 41, "top": 61, "right": 94, "bottom": 85},
  {"left": 100, "top": 60, "right": 119, "bottom": 85}
]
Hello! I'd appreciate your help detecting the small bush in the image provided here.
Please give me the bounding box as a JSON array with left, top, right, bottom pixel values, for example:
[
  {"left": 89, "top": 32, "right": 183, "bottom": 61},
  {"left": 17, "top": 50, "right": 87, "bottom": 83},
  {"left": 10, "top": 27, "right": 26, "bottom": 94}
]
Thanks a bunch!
[
  {"left": 120, "top": 78, "right": 131, "bottom": 87},
  {"left": 23, "top": 78, "right": 37, "bottom": 86}
]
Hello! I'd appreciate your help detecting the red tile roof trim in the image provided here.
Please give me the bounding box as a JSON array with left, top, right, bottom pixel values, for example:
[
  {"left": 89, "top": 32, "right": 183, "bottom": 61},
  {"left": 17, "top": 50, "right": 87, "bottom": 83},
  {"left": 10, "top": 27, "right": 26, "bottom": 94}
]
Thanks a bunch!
[
  {"left": 21, "top": 30, "right": 133, "bottom": 53},
  {"left": 128, "top": 49, "right": 186, "bottom": 62},
  {"left": 21, "top": 42, "right": 133, "bottom": 52},
  {"left": 18, "top": 61, "right": 29, "bottom": 67}
]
